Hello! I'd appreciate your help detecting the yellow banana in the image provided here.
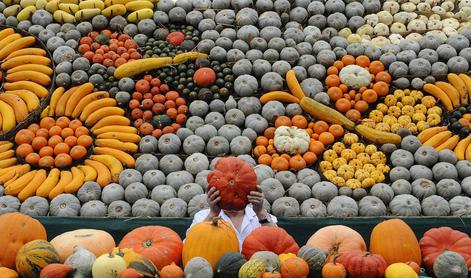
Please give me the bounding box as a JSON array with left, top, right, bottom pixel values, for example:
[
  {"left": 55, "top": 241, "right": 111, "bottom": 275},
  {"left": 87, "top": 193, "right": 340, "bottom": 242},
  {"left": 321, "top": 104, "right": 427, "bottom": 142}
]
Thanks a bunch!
[
  {"left": 41, "top": 106, "right": 50, "bottom": 119},
  {"left": 96, "top": 132, "right": 141, "bottom": 143},
  {"left": 79, "top": 98, "right": 117, "bottom": 121},
  {"left": 78, "top": 165, "right": 97, "bottom": 182},
  {"left": 0, "top": 164, "right": 25, "bottom": 176},
  {"left": 45, "top": 0, "right": 59, "bottom": 13},
  {"left": 423, "top": 130, "right": 453, "bottom": 147},
  {"left": 90, "top": 115, "right": 131, "bottom": 131},
  {"left": 93, "top": 147, "right": 136, "bottom": 167},
  {"left": 417, "top": 126, "right": 449, "bottom": 143},
  {"left": 6, "top": 48, "right": 47, "bottom": 60},
  {"left": 85, "top": 107, "right": 125, "bottom": 127},
  {"left": 0, "top": 94, "right": 29, "bottom": 122},
  {"left": 466, "top": 141, "right": 471, "bottom": 161},
  {"left": 6, "top": 71, "right": 52, "bottom": 86},
  {"left": 7, "top": 64, "right": 53, "bottom": 76},
  {"left": 354, "top": 124, "right": 402, "bottom": 145},
  {"left": 90, "top": 154, "right": 123, "bottom": 182},
  {"left": 0, "top": 142, "right": 13, "bottom": 152},
  {"left": 4, "top": 170, "right": 36, "bottom": 196},
  {"left": 114, "top": 57, "right": 173, "bottom": 79},
  {"left": 53, "top": 10, "right": 76, "bottom": 23},
  {"left": 64, "top": 166, "right": 85, "bottom": 193},
  {"left": 125, "top": 0, "right": 153, "bottom": 10},
  {"left": 16, "top": 6, "right": 36, "bottom": 20},
  {"left": 94, "top": 139, "right": 138, "bottom": 153},
  {"left": 36, "top": 168, "right": 60, "bottom": 198},
  {"left": 59, "top": 0, "right": 79, "bottom": 4},
  {"left": 1, "top": 55, "right": 51, "bottom": 70},
  {"left": 18, "top": 169, "right": 46, "bottom": 201},
  {"left": 55, "top": 86, "right": 79, "bottom": 116},
  {"left": 3, "top": 5, "right": 21, "bottom": 17},
  {"left": 4, "top": 173, "right": 20, "bottom": 188},
  {"left": 0, "top": 34, "right": 22, "bottom": 51},
  {"left": 0, "top": 29, "right": 14, "bottom": 41},
  {"left": 448, "top": 73, "right": 468, "bottom": 105},
  {"left": 84, "top": 159, "right": 112, "bottom": 187},
  {"left": 79, "top": 0, "right": 105, "bottom": 9},
  {"left": 6, "top": 90, "right": 40, "bottom": 112},
  {"left": 0, "top": 164, "right": 30, "bottom": 184},
  {"left": 459, "top": 74, "right": 471, "bottom": 102},
  {"left": 0, "top": 100, "right": 16, "bottom": 132},
  {"left": 35, "top": 0, "right": 47, "bottom": 9},
  {"left": 20, "top": 0, "right": 36, "bottom": 7},
  {"left": 435, "top": 81, "right": 461, "bottom": 108},
  {"left": 454, "top": 136, "right": 471, "bottom": 160},
  {"left": 423, "top": 84, "right": 454, "bottom": 112},
  {"left": 0, "top": 36, "right": 36, "bottom": 60},
  {"left": 48, "top": 87, "right": 65, "bottom": 116},
  {"left": 74, "top": 8, "right": 101, "bottom": 21},
  {"left": 92, "top": 125, "right": 137, "bottom": 135},
  {"left": 127, "top": 8, "right": 153, "bottom": 22},
  {"left": 172, "top": 52, "right": 208, "bottom": 64},
  {"left": 3, "top": 81, "right": 48, "bottom": 98},
  {"left": 104, "top": 0, "right": 126, "bottom": 6},
  {"left": 64, "top": 82, "right": 94, "bottom": 116},
  {"left": 49, "top": 170, "right": 72, "bottom": 200},
  {"left": 0, "top": 158, "right": 17, "bottom": 169},
  {"left": 58, "top": 2, "right": 79, "bottom": 13},
  {"left": 71, "top": 91, "right": 109, "bottom": 118},
  {"left": 101, "top": 4, "right": 126, "bottom": 17},
  {"left": 0, "top": 150, "right": 15, "bottom": 161},
  {"left": 435, "top": 135, "right": 460, "bottom": 152}
]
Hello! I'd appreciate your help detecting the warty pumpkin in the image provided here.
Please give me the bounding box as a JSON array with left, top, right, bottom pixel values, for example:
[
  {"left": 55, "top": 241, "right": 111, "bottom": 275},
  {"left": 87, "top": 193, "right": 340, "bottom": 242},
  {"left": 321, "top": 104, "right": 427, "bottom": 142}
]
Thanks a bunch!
[
  {"left": 112, "top": 248, "right": 159, "bottom": 277},
  {"left": 0, "top": 212, "right": 47, "bottom": 269},
  {"left": 15, "top": 240, "right": 61, "bottom": 278},
  {"left": 182, "top": 218, "right": 239, "bottom": 269},
  {"left": 369, "top": 219, "right": 421, "bottom": 265},
  {"left": 207, "top": 156, "right": 257, "bottom": 211},
  {"left": 0, "top": 267, "right": 18, "bottom": 278},
  {"left": 39, "top": 264, "right": 72, "bottom": 278},
  {"left": 119, "top": 226, "right": 183, "bottom": 270},
  {"left": 336, "top": 251, "right": 387, "bottom": 278},
  {"left": 242, "top": 226, "right": 300, "bottom": 260},
  {"left": 238, "top": 259, "right": 266, "bottom": 278},
  {"left": 50, "top": 229, "right": 115, "bottom": 262}
]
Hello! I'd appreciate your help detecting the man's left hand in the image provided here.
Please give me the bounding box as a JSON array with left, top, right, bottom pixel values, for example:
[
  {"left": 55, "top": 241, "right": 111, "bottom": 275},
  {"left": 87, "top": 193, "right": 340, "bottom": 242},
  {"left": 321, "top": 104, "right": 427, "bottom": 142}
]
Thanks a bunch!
[{"left": 248, "top": 185, "right": 266, "bottom": 219}]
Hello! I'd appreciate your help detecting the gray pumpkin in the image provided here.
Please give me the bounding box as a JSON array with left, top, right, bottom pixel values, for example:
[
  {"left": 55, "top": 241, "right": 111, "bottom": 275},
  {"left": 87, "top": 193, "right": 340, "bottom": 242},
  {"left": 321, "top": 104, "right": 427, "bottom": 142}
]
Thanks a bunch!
[
  {"left": 77, "top": 181, "right": 102, "bottom": 203},
  {"left": 245, "top": 114, "right": 268, "bottom": 134},
  {"left": 449, "top": 196, "right": 471, "bottom": 216},
  {"left": 300, "top": 78, "right": 324, "bottom": 98},
  {"left": 421, "top": 195, "right": 450, "bottom": 216},
  {"left": 412, "top": 178, "right": 436, "bottom": 200},
  {"left": 185, "top": 153, "right": 209, "bottom": 175},
  {"left": 438, "top": 150, "right": 458, "bottom": 164},
  {"left": 125, "top": 182, "right": 149, "bottom": 204},
  {"left": 433, "top": 251, "right": 469, "bottom": 278},
  {"left": 237, "top": 154, "right": 256, "bottom": 166},
  {"left": 352, "top": 188, "right": 367, "bottom": 201},
  {"left": 307, "top": 64, "right": 326, "bottom": 79},
  {"left": 312, "top": 181, "right": 338, "bottom": 202},
  {"left": 218, "top": 124, "right": 241, "bottom": 142},
  {"left": 414, "top": 146, "right": 439, "bottom": 167},
  {"left": 101, "top": 183, "right": 125, "bottom": 205},
  {"left": 410, "top": 165, "right": 433, "bottom": 181},
  {"left": 260, "top": 26, "right": 282, "bottom": 42},
  {"left": 461, "top": 177, "right": 471, "bottom": 197},
  {"left": 151, "top": 185, "right": 177, "bottom": 205},
  {"left": 254, "top": 165, "right": 274, "bottom": 185},
  {"left": 183, "top": 135, "right": 206, "bottom": 155},
  {"left": 391, "top": 149, "right": 414, "bottom": 168},
  {"left": 369, "top": 183, "right": 394, "bottom": 204},
  {"left": 389, "top": 166, "right": 411, "bottom": 182},
  {"left": 436, "top": 179, "right": 462, "bottom": 200},
  {"left": 135, "top": 154, "right": 159, "bottom": 174},
  {"left": 161, "top": 198, "right": 187, "bottom": 217},
  {"left": 272, "top": 60, "right": 292, "bottom": 76},
  {"left": 119, "top": 169, "right": 142, "bottom": 188},
  {"left": 359, "top": 196, "right": 387, "bottom": 216},
  {"left": 260, "top": 72, "right": 283, "bottom": 91},
  {"left": 50, "top": 194, "right": 81, "bottom": 216},
  {"left": 20, "top": 196, "right": 49, "bottom": 217},
  {"left": 230, "top": 136, "right": 252, "bottom": 155},
  {"left": 188, "top": 194, "right": 209, "bottom": 217},
  {"left": 456, "top": 160, "right": 471, "bottom": 179},
  {"left": 437, "top": 44, "right": 457, "bottom": 62},
  {"left": 297, "top": 245, "right": 327, "bottom": 273},
  {"left": 186, "top": 116, "right": 205, "bottom": 132},
  {"left": 189, "top": 101, "right": 209, "bottom": 117},
  {"left": 261, "top": 178, "right": 285, "bottom": 203},
  {"left": 448, "top": 56, "right": 469, "bottom": 73},
  {"left": 158, "top": 134, "right": 181, "bottom": 154},
  {"left": 338, "top": 187, "right": 353, "bottom": 197},
  {"left": 300, "top": 198, "right": 327, "bottom": 217},
  {"left": 159, "top": 154, "right": 183, "bottom": 175},
  {"left": 432, "top": 162, "right": 458, "bottom": 181},
  {"left": 242, "top": 128, "right": 257, "bottom": 142},
  {"left": 401, "top": 135, "right": 422, "bottom": 153},
  {"left": 184, "top": 257, "right": 213, "bottom": 278},
  {"left": 327, "top": 196, "right": 358, "bottom": 217},
  {"left": 206, "top": 136, "right": 230, "bottom": 156},
  {"left": 80, "top": 200, "right": 107, "bottom": 217},
  {"left": 288, "top": 183, "right": 312, "bottom": 203},
  {"left": 139, "top": 135, "right": 158, "bottom": 153},
  {"left": 275, "top": 171, "right": 297, "bottom": 189},
  {"left": 166, "top": 170, "right": 194, "bottom": 191},
  {"left": 258, "top": 11, "right": 282, "bottom": 28},
  {"left": 108, "top": 200, "right": 131, "bottom": 217},
  {"left": 252, "top": 59, "right": 272, "bottom": 78},
  {"left": 178, "top": 183, "right": 204, "bottom": 203},
  {"left": 261, "top": 101, "right": 285, "bottom": 123},
  {"left": 272, "top": 196, "right": 300, "bottom": 217},
  {"left": 389, "top": 194, "right": 421, "bottom": 216},
  {"left": 237, "top": 25, "right": 259, "bottom": 43},
  {"left": 285, "top": 103, "right": 303, "bottom": 117},
  {"left": 234, "top": 75, "right": 258, "bottom": 96},
  {"left": 391, "top": 179, "right": 412, "bottom": 195}
]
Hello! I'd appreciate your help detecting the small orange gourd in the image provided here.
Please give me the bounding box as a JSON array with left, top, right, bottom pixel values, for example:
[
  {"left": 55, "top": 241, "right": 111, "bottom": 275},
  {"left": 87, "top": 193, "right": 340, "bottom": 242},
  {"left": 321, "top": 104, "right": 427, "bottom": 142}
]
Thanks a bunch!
[{"left": 160, "top": 263, "right": 184, "bottom": 278}]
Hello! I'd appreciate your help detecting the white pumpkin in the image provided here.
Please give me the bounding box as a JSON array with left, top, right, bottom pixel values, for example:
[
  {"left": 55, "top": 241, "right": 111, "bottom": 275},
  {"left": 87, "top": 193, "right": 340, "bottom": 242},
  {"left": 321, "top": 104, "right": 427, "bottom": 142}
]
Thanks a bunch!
[
  {"left": 347, "top": 34, "right": 362, "bottom": 43},
  {"left": 390, "top": 22, "right": 407, "bottom": 33},
  {"left": 339, "top": 28, "right": 352, "bottom": 38},
  {"left": 339, "top": 65, "right": 372, "bottom": 89},
  {"left": 383, "top": 1, "right": 400, "bottom": 14},
  {"left": 401, "top": 2, "right": 416, "bottom": 12},
  {"left": 407, "top": 19, "right": 427, "bottom": 32},
  {"left": 389, "top": 33, "right": 404, "bottom": 44},
  {"left": 442, "top": 18, "right": 460, "bottom": 29},
  {"left": 364, "top": 14, "right": 379, "bottom": 27},
  {"left": 417, "top": 2, "right": 431, "bottom": 12},
  {"left": 377, "top": 11, "right": 394, "bottom": 25},
  {"left": 371, "top": 36, "right": 391, "bottom": 47},
  {"left": 273, "top": 126, "right": 310, "bottom": 155},
  {"left": 357, "top": 24, "right": 374, "bottom": 36},
  {"left": 374, "top": 23, "right": 390, "bottom": 36},
  {"left": 91, "top": 253, "right": 127, "bottom": 278},
  {"left": 427, "top": 20, "right": 443, "bottom": 30}
]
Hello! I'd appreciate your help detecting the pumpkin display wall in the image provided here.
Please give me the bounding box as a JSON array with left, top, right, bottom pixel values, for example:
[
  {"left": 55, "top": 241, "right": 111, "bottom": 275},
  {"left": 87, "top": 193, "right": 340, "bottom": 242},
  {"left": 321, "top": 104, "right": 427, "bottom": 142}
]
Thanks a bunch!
[
  {"left": 207, "top": 156, "right": 257, "bottom": 211},
  {"left": 242, "top": 226, "right": 299, "bottom": 259}
]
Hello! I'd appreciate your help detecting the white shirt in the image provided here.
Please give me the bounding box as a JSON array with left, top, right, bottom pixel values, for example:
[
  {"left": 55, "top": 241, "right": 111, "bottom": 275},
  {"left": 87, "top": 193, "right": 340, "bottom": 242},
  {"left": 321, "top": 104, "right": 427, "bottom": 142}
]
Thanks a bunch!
[{"left": 186, "top": 206, "right": 278, "bottom": 250}]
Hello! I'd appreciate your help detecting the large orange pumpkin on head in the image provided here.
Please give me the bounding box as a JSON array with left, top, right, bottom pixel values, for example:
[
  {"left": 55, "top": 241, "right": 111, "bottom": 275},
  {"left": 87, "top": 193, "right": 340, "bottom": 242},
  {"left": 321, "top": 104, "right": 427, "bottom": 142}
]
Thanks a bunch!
[
  {"left": 119, "top": 226, "right": 183, "bottom": 270},
  {"left": 0, "top": 212, "right": 47, "bottom": 269}
]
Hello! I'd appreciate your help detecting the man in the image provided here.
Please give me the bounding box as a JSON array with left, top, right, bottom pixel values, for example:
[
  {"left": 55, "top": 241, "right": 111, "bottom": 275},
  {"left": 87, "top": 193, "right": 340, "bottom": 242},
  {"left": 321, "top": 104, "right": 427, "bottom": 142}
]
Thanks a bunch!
[{"left": 187, "top": 185, "right": 277, "bottom": 249}]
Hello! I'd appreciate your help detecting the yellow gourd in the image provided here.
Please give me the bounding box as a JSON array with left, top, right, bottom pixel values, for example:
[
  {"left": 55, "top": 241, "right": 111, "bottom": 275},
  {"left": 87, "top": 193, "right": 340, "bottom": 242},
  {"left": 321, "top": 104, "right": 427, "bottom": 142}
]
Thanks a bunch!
[{"left": 385, "top": 263, "right": 418, "bottom": 278}]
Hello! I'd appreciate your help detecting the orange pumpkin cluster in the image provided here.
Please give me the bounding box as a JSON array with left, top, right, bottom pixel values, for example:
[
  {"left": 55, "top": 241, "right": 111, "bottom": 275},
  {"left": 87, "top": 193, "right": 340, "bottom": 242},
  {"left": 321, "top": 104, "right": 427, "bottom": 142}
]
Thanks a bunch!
[
  {"left": 253, "top": 115, "right": 344, "bottom": 171},
  {"left": 325, "top": 55, "right": 392, "bottom": 123},
  {"left": 15, "top": 117, "right": 93, "bottom": 168}
]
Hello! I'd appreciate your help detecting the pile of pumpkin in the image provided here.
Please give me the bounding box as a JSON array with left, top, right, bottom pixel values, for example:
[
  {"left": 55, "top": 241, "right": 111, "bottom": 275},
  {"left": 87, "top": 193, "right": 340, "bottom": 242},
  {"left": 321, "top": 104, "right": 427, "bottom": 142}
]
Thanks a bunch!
[{"left": 1, "top": 211, "right": 471, "bottom": 278}]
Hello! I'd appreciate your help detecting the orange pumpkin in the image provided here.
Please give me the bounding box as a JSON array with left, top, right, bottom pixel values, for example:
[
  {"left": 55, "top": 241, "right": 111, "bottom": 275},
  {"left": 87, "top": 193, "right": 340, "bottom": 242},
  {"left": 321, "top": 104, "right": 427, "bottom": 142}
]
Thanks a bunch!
[
  {"left": 278, "top": 253, "right": 296, "bottom": 263},
  {"left": 280, "top": 257, "right": 309, "bottom": 278},
  {"left": 39, "top": 264, "right": 72, "bottom": 278},
  {"left": 50, "top": 229, "right": 116, "bottom": 262},
  {"left": 0, "top": 212, "right": 47, "bottom": 269},
  {"left": 322, "top": 258, "right": 347, "bottom": 278},
  {"left": 369, "top": 219, "right": 421, "bottom": 265},
  {"left": 0, "top": 267, "right": 18, "bottom": 278},
  {"left": 120, "top": 268, "right": 142, "bottom": 278},
  {"left": 405, "top": 261, "right": 420, "bottom": 274},
  {"left": 262, "top": 271, "right": 282, "bottom": 278},
  {"left": 160, "top": 263, "right": 184, "bottom": 278},
  {"left": 307, "top": 225, "right": 366, "bottom": 261}
]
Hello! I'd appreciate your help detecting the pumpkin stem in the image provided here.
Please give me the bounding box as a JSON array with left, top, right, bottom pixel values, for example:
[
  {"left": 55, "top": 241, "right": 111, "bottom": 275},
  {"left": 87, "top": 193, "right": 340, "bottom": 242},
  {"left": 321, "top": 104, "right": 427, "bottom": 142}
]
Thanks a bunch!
[
  {"left": 143, "top": 239, "right": 153, "bottom": 248},
  {"left": 211, "top": 216, "right": 222, "bottom": 226}
]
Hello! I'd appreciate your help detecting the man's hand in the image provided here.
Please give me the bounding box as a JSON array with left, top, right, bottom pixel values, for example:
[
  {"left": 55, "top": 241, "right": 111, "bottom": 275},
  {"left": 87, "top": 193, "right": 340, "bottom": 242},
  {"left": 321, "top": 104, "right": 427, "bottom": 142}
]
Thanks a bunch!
[
  {"left": 248, "top": 185, "right": 266, "bottom": 219},
  {"left": 206, "top": 187, "right": 221, "bottom": 218}
]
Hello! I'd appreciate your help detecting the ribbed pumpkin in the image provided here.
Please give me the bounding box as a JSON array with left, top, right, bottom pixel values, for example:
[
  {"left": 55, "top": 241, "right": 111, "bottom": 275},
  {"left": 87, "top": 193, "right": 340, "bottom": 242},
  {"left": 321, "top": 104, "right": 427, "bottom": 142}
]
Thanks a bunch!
[
  {"left": 15, "top": 240, "right": 61, "bottom": 278},
  {"left": 39, "top": 264, "right": 72, "bottom": 278},
  {"left": 50, "top": 229, "right": 115, "bottom": 262},
  {"left": 183, "top": 218, "right": 239, "bottom": 269},
  {"left": 0, "top": 267, "right": 18, "bottom": 278},
  {"left": 242, "top": 227, "right": 299, "bottom": 260},
  {"left": 385, "top": 263, "right": 419, "bottom": 278},
  {"left": 280, "top": 257, "right": 309, "bottom": 278},
  {"left": 215, "top": 252, "right": 246, "bottom": 278},
  {"left": 119, "top": 226, "right": 183, "bottom": 270},
  {"left": 336, "top": 251, "right": 387, "bottom": 278},
  {"left": 238, "top": 259, "right": 266, "bottom": 278},
  {"left": 0, "top": 212, "right": 47, "bottom": 269},
  {"left": 160, "top": 263, "right": 184, "bottom": 278},
  {"left": 297, "top": 245, "right": 328, "bottom": 273},
  {"left": 112, "top": 248, "right": 159, "bottom": 277}
]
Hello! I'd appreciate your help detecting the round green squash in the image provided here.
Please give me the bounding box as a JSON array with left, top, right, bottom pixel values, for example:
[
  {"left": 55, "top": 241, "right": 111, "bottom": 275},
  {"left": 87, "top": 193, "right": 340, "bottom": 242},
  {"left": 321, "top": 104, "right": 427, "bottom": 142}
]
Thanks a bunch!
[{"left": 215, "top": 252, "right": 246, "bottom": 278}]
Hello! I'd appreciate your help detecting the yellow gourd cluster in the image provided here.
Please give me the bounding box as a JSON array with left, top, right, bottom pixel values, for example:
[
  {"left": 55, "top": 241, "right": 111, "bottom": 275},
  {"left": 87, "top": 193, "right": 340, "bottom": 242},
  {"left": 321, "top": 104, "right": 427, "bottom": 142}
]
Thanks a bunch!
[
  {"left": 363, "top": 89, "right": 442, "bottom": 134},
  {"left": 320, "top": 133, "right": 389, "bottom": 189}
]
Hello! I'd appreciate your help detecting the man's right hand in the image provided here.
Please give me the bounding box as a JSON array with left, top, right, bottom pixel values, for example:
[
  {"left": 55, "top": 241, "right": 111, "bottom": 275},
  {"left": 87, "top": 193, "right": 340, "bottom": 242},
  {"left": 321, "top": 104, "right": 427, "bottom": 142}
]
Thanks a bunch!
[{"left": 207, "top": 187, "right": 221, "bottom": 217}]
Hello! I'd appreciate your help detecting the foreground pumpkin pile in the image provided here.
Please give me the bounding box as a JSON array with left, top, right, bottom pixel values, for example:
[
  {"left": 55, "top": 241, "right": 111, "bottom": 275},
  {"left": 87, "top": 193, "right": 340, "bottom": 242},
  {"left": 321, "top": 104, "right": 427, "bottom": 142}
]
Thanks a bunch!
[{"left": 1, "top": 212, "right": 471, "bottom": 278}]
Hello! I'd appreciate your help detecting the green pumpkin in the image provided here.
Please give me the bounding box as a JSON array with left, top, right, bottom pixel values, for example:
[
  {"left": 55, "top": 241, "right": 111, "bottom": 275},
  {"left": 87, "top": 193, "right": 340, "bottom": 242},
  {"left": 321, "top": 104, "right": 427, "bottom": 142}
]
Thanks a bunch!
[
  {"left": 238, "top": 259, "right": 266, "bottom": 278},
  {"left": 216, "top": 252, "right": 246, "bottom": 278},
  {"left": 112, "top": 248, "right": 159, "bottom": 277},
  {"left": 152, "top": 115, "right": 173, "bottom": 128},
  {"left": 15, "top": 240, "right": 60, "bottom": 278},
  {"left": 297, "top": 245, "right": 328, "bottom": 273}
]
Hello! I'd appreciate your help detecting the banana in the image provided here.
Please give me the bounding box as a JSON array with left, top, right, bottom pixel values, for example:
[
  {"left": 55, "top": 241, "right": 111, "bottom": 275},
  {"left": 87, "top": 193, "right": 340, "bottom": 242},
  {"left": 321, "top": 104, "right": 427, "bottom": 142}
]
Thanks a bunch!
[
  {"left": 58, "top": 2, "right": 79, "bottom": 13},
  {"left": 18, "top": 169, "right": 46, "bottom": 201},
  {"left": 90, "top": 154, "right": 123, "bottom": 182},
  {"left": 36, "top": 168, "right": 60, "bottom": 198},
  {"left": 3, "top": 81, "right": 48, "bottom": 98},
  {"left": 53, "top": 10, "right": 76, "bottom": 23},
  {"left": 5, "top": 48, "right": 46, "bottom": 60},
  {"left": 0, "top": 94, "right": 29, "bottom": 122},
  {"left": 435, "top": 81, "right": 461, "bottom": 108},
  {"left": 64, "top": 82, "right": 94, "bottom": 116},
  {"left": 417, "top": 126, "right": 449, "bottom": 143},
  {"left": 4, "top": 170, "right": 36, "bottom": 196},
  {"left": 423, "top": 84, "right": 454, "bottom": 112},
  {"left": 90, "top": 115, "right": 131, "bottom": 131},
  {"left": 125, "top": 0, "right": 153, "bottom": 10},
  {"left": 49, "top": 170, "right": 72, "bottom": 200},
  {"left": 64, "top": 166, "right": 85, "bottom": 193},
  {"left": 127, "top": 8, "right": 153, "bottom": 22},
  {"left": 16, "top": 6, "right": 36, "bottom": 21},
  {"left": 35, "top": 0, "right": 47, "bottom": 9},
  {"left": 7, "top": 64, "right": 53, "bottom": 76},
  {"left": 172, "top": 52, "right": 208, "bottom": 64},
  {"left": 48, "top": 87, "right": 65, "bottom": 116},
  {"left": 0, "top": 29, "right": 14, "bottom": 41},
  {"left": 0, "top": 164, "right": 22, "bottom": 176},
  {"left": 93, "top": 125, "right": 137, "bottom": 135},
  {"left": 0, "top": 150, "right": 15, "bottom": 160},
  {"left": 423, "top": 130, "right": 453, "bottom": 147},
  {"left": 354, "top": 124, "right": 402, "bottom": 145},
  {"left": 0, "top": 164, "right": 30, "bottom": 184},
  {"left": 114, "top": 57, "right": 173, "bottom": 79},
  {"left": 41, "top": 106, "right": 50, "bottom": 119},
  {"left": 0, "top": 36, "right": 36, "bottom": 60},
  {"left": 6, "top": 71, "right": 52, "bottom": 86},
  {"left": 435, "top": 135, "right": 460, "bottom": 152},
  {"left": 448, "top": 73, "right": 469, "bottom": 105},
  {"left": 96, "top": 132, "right": 141, "bottom": 143},
  {"left": 55, "top": 85, "right": 80, "bottom": 116},
  {"left": 59, "top": 0, "right": 79, "bottom": 4},
  {"left": 94, "top": 139, "right": 138, "bottom": 153},
  {"left": 79, "top": 98, "right": 117, "bottom": 121},
  {"left": 4, "top": 173, "right": 20, "bottom": 187},
  {"left": 104, "top": 0, "right": 126, "bottom": 6},
  {"left": 20, "top": 0, "right": 36, "bottom": 7},
  {"left": 93, "top": 147, "right": 136, "bottom": 167},
  {"left": 101, "top": 4, "right": 126, "bottom": 17},
  {"left": 0, "top": 34, "right": 22, "bottom": 51},
  {"left": 45, "top": 0, "right": 59, "bottom": 13},
  {"left": 0, "top": 142, "right": 13, "bottom": 152},
  {"left": 75, "top": 8, "right": 101, "bottom": 21},
  {"left": 79, "top": 0, "right": 105, "bottom": 9},
  {"left": 78, "top": 165, "right": 97, "bottom": 182},
  {"left": 84, "top": 159, "right": 112, "bottom": 187},
  {"left": 85, "top": 107, "right": 125, "bottom": 127},
  {"left": 459, "top": 74, "right": 471, "bottom": 102},
  {"left": 0, "top": 158, "right": 16, "bottom": 169},
  {"left": 466, "top": 141, "right": 471, "bottom": 161},
  {"left": 71, "top": 91, "right": 109, "bottom": 118},
  {"left": 5, "top": 90, "right": 40, "bottom": 112},
  {"left": 454, "top": 136, "right": 471, "bottom": 161},
  {"left": 3, "top": 5, "right": 21, "bottom": 17},
  {"left": 1, "top": 55, "right": 51, "bottom": 70},
  {"left": 0, "top": 100, "right": 16, "bottom": 132}
]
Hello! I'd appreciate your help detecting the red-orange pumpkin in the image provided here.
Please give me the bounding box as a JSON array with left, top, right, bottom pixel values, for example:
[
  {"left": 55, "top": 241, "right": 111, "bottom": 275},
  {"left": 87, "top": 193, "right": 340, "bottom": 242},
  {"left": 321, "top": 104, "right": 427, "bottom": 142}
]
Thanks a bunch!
[
  {"left": 242, "top": 227, "right": 299, "bottom": 260},
  {"left": 120, "top": 268, "right": 142, "bottom": 278},
  {"left": 119, "top": 226, "right": 183, "bottom": 270},
  {"left": 193, "top": 67, "right": 217, "bottom": 88},
  {"left": 337, "top": 251, "right": 387, "bottom": 278},
  {"left": 39, "top": 264, "right": 72, "bottom": 278},
  {"left": 207, "top": 156, "right": 257, "bottom": 211},
  {"left": 369, "top": 219, "right": 421, "bottom": 265},
  {"left": 262, "top": 271, "right": 282, "bottom": 278},
  {"left": 160, "top": 263, "right": 184, "bottom": 278},
  {"left": 280, "top": 257, "right": 309, "bottom": 278},
  {"left": 0, "top": 267, "right": 18, "bottom": 278},
  {"left": 322, "top": 258, "right": 347, "bottom": 278},
  {"left": 0, "top": 212, "right": 47, "bottom": 269}
]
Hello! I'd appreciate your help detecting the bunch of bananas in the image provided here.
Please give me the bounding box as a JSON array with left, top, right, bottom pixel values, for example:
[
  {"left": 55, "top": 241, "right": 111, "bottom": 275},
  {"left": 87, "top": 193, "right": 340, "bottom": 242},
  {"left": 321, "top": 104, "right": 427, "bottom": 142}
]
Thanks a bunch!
[
  {"left": 0, "top": 28, "right": 53, "bottom": 134},
  {"left": 418, "top": 126, "right": 471, "bottom": 161},
  {"left": 423, "top": 73, "right": 471, "bottom": 112},
  {"left": 2, "top": 83, "right": 140, "bottom": 201}
]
